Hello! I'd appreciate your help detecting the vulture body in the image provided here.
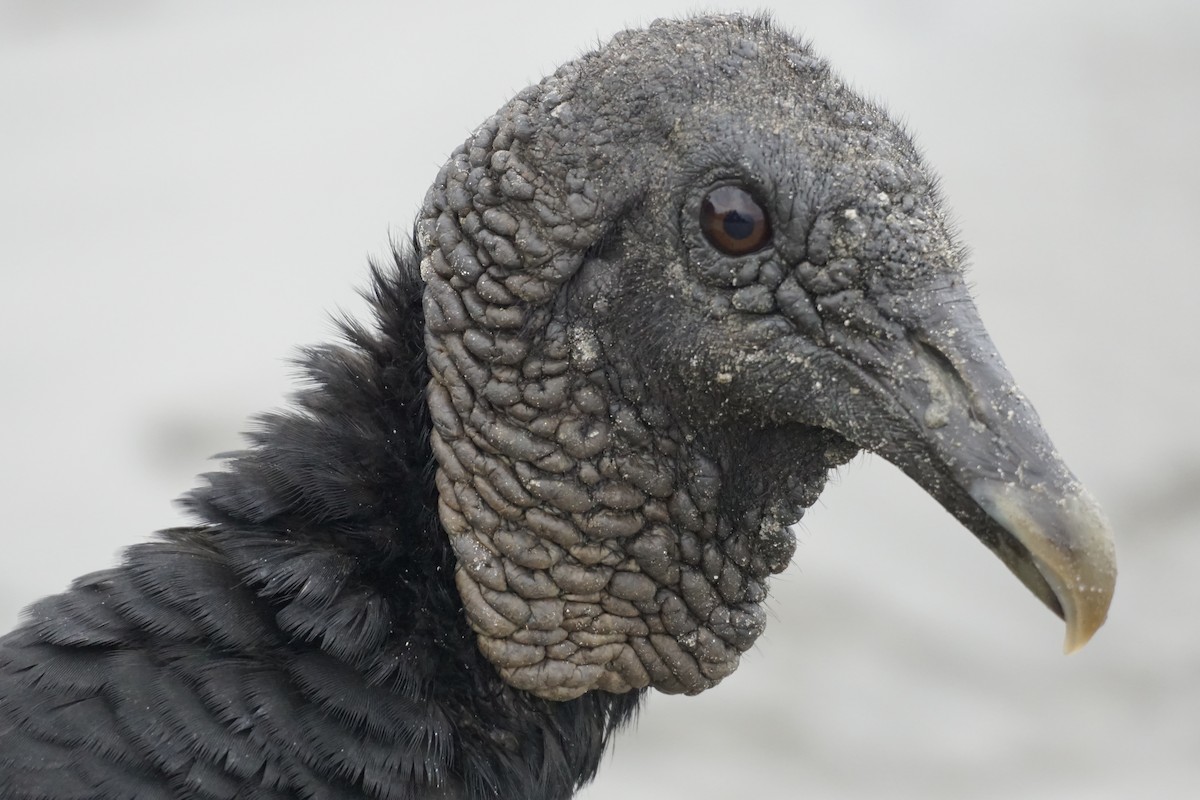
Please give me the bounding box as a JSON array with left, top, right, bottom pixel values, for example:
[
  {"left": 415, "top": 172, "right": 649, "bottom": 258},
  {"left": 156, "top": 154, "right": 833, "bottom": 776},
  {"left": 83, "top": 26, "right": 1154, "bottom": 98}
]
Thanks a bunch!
[{"left": 0, "top": 15, "right": 1115, "bottom": 800}]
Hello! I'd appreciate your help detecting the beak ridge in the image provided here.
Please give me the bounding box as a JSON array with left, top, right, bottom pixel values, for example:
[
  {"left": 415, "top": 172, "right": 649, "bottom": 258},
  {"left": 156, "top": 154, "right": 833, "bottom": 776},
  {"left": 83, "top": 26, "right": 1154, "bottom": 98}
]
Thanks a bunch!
[{"left": 812, "top": 282, "right": 1118, "bottom": 652}]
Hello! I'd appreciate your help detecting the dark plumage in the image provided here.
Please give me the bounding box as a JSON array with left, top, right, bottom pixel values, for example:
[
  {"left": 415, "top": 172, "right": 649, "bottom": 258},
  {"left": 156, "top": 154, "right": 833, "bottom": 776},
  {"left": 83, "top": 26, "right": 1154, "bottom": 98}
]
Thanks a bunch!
[{"left": 0, "top": 15, "right": 1115, "bottom": 800}]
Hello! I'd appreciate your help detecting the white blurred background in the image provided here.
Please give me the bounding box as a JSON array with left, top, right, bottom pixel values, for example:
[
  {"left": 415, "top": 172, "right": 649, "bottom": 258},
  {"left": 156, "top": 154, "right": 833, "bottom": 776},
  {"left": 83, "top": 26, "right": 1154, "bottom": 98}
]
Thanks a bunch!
[{"left": 1, "top": 1, "right": 1197, "bottom": 798}]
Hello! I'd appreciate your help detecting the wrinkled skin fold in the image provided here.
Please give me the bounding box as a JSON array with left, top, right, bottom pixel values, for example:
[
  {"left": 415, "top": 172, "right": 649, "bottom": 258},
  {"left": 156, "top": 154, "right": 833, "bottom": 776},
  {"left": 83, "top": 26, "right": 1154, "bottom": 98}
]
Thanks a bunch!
[
  {"left": 421, "top": 15, "right": 1115, "bottom": 700},
  {"left": 0, "top": 14, "right": 1116, "bottom": 800}
]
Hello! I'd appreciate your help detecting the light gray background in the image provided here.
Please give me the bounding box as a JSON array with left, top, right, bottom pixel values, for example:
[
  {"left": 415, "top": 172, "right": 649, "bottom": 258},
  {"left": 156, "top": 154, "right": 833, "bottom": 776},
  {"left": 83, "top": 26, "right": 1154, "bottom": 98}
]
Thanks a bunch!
[{"left": 2, "top": 1, "right": 1197, "bottom": 798}]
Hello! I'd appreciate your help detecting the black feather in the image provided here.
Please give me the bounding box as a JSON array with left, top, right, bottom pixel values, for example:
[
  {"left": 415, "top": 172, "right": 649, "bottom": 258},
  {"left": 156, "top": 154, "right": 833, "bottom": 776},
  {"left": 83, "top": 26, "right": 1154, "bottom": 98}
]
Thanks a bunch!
[
  {"left": 0, "top": 242, "right": 640, "bottom": 799},
  {"left": 1, "top": 13, "right": 1114, "bottom": 799}
]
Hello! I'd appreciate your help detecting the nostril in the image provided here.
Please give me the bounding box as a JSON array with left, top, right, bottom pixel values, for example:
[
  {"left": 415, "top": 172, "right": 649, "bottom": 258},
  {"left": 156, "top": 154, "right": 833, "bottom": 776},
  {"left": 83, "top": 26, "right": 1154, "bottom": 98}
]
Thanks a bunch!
[
  {"left": 913, "top": 338, "right": 986, "bottom": 429},
  {"left": 915, "top": 338, "right": 957, "bottom": 380}
]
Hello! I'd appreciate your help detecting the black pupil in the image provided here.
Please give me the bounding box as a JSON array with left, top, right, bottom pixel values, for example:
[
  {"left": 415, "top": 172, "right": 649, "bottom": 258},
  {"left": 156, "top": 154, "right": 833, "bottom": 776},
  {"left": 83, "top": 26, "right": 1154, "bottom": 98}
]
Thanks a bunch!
[
  {"left": 723, "top": 210, "right": 755, "bottom": 240},
  {"left": 700, "top": 185, "right": 770, "bottom": 256}
]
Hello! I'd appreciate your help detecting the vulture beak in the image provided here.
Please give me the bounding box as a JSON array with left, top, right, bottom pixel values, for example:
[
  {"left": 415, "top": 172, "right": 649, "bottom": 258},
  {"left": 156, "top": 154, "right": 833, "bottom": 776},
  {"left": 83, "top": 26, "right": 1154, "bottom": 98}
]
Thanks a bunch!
[
  {"left": 968, "top": 480, "right": 1115, "bottom": 653},
  {"left": 822, "top": 282, "right": 1117, "bottom": 651}
]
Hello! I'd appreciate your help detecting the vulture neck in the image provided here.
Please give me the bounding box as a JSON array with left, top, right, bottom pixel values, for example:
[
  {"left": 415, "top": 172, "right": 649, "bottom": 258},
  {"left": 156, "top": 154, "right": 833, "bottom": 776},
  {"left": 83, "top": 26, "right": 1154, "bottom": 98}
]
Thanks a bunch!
[
  {"left": 186, "top": 251, "right": 641, "bottom": 800},
  {"left": 423, "top": 247, "right": 856, "bottom": 699}
]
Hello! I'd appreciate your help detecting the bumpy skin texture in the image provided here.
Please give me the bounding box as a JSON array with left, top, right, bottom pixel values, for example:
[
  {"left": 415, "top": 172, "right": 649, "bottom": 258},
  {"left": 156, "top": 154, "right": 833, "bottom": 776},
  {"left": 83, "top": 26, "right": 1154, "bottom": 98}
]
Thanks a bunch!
[
  {"left": 0, "top": 12, "right": 1084, "bottom": 800},
  {"left": 0, "top": 259, "right": 639, "bottom": 799},
  {"left": 420, "top": 17, "right": 937, "bottom": 699}
]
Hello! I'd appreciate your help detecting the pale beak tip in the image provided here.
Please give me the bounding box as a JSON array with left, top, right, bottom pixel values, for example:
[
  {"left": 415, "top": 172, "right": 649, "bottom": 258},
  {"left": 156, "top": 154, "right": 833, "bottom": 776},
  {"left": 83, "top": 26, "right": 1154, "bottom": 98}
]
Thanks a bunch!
[
  {"left": 971, "top": 481, "right": 1116, "bottom": 655},
  {"left": 1061, "top": 574, "right": 1116, "bottom": 655}
]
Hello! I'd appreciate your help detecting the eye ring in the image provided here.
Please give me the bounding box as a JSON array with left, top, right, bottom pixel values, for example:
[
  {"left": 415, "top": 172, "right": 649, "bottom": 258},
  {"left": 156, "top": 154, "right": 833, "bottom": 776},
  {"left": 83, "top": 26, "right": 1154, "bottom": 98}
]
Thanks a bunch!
[{"left": 699, "top": 185, "right": 772, "bottom": 256}]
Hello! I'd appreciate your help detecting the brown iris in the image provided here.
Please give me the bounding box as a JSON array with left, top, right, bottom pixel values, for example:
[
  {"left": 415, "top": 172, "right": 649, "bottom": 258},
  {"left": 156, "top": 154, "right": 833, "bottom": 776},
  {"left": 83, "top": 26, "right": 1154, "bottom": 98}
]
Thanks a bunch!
[{"left": 699, "top": 185, "right": 771, "bottom": 255}]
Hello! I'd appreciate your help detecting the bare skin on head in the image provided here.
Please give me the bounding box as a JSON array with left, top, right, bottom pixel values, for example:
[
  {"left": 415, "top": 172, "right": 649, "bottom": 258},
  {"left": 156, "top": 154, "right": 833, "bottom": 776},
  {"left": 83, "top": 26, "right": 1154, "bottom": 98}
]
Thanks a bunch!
[
  {"left": 0, "top": 14, "right": 1118, "bottom": 800},
  {"left": 420, "top": 15, "right": 1116, "bottom": 700}
]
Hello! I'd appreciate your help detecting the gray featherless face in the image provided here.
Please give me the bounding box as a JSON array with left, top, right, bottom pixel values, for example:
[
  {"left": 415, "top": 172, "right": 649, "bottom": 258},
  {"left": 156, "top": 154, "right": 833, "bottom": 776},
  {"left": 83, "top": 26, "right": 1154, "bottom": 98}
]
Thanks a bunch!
[{"left": 417, "top": 15, "right": 1116, "bottom": 700}]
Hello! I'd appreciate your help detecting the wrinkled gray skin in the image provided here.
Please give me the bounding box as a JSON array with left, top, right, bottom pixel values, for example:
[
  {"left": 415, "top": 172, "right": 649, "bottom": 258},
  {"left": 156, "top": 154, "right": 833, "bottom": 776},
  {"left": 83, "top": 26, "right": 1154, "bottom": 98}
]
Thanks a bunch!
[{"left": 421, "top": 15, "right": 1114, "bottom": 701}]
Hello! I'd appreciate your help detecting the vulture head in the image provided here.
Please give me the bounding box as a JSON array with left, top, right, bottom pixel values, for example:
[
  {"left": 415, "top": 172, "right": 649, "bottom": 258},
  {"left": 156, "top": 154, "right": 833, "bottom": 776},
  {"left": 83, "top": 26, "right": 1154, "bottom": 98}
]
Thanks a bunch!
[
  {"left": 0, "top": 14, "right": 1121, "bottom": 800},
  {"left": 419, "top": 15, "right": 1116, "bottom": 700}
]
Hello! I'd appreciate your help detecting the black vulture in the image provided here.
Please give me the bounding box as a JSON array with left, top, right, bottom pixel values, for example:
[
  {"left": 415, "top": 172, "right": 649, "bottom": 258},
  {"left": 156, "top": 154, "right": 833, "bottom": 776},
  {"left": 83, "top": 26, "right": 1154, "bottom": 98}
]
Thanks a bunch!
[{"left": 0, "top": 14, "right": 1116, "bottom": 800}]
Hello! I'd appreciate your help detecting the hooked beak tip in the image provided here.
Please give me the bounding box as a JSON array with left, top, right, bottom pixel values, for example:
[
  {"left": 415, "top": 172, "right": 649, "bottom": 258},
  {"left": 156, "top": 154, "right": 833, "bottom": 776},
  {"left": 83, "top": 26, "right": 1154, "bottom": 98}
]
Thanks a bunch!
[{"left": 970, "top": 481, "right": 1117, "bottom": 654}]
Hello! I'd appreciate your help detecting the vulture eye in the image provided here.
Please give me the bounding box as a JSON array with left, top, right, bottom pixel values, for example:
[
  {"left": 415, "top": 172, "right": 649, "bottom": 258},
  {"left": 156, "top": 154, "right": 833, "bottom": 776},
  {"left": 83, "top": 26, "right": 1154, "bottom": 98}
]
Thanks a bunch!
[{"left": 700, "top": 185, "right": 772, "bottom": 255}]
